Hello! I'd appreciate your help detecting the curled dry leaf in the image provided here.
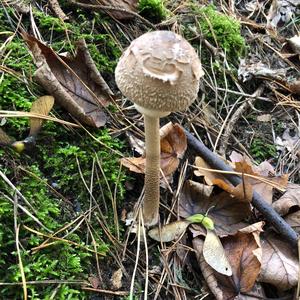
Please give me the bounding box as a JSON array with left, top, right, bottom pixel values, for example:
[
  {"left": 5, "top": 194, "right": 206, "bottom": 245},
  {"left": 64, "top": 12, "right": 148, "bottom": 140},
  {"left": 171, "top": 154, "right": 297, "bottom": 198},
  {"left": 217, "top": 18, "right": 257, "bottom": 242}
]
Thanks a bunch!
[
  {"left": 223, "top": 229, "right": 261, "bottom": 293},
  {"left": 284, "top": 210, "right": 300, "bottom": 233},
  {"left": 22, "top": 32, "right": 113, "bottom": 128},
  {"left": 121, "top": 123, "right": 187, "bottom": 176},
  {"left": 195, "top": 156, "right": 254, "bottom": 202},
  {"left": 288, "top": 36, "right": 300, "bottom": 54},
  {"left": 148, "top": 220, "right": 190, "bottom": 242},
  {"left": 289, "top": 80, "right": 300, "bottom": 95},
  {"left": 238, "top": 58, "right": 288, "bottom": 82},
  {"left": 259, "top": 233, "right": 298, "bottom": 290},
  {"left": 194, "top": 156, "right": 230, "bottom": 186},
  {"left": 229, "top": 151, "right": 288, "bottom": 204},
  {"left": 193, "top": 238, "right": 228, "bottom": 300},
  {"left": 273, "top": 183, "right": 300, "bottom": 215},
  {"left": 179, "top": 180, "right": 251, "bottom": 236},
  {"left": 74, "top": 0, "right": 138, "bottom": 20}
]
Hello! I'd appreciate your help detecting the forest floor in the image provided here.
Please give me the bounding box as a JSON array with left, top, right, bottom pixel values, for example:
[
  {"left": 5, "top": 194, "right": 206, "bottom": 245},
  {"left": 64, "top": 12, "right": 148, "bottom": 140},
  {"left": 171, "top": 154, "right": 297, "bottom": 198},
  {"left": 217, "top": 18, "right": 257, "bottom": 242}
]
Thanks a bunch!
[{"left": 0, "top": 0, "right": 299, "bottom": 299}]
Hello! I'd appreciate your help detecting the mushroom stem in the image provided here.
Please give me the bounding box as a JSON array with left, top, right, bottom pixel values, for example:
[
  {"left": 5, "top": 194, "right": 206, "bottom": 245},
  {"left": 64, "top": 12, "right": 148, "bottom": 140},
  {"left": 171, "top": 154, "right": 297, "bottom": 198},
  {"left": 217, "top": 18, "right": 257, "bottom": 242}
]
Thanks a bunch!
[{"left": 143, "top": 114, "right": 160, "bottom": 226}]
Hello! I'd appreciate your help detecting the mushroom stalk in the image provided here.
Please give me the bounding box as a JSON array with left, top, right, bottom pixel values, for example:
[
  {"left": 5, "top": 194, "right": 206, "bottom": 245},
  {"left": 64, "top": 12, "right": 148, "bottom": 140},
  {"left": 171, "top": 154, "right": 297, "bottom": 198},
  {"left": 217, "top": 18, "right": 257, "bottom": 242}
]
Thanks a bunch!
[
  {"left": 143, "top": 114, "right": 160, "bottom": 226},
  {"left": 115, "top": 31, "right": 204, "bottom": 227}
]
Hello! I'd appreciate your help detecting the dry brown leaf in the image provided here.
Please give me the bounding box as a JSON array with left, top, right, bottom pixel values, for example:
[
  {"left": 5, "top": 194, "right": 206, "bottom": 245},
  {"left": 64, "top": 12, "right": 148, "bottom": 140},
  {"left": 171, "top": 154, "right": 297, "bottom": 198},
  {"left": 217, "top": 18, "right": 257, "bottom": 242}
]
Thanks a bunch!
[
  {"left": 193, "top": 238, "right": 228, "bottom": 300},
  {"left": 230, "top": 151, "right": 288, "bottom": 204},
  {"left": 223, "top": 231, "right": 261, "bottom": 293},
  {"left": 179, "top": 180, "right": 251, "bottom": 236},
  {"left": 110, "top": 268, "right": 123, "bottom": 290},
  {"left": 284, "top": 210, "right": 300, "bottom": 233},
  {"left": 272, "top": 183, "right": 300, "bottom": 215},
  {"left": 148, "top": 220, "right": 190, "bottom": 242},
  {"left": 258, "top": 233, "right": 298, "bottom": 290},
  {"left": 121, "top": 123, "right": 187, "bottom": 176},
  {"left": 22, "top": 32, "right": 113, "bottom": 128},
  {"left": 289, "top": 80, "right": 300, "bottom": 95},
  {"left": 88, "top": 275, "right": 100, "bottom": 289},
  {"left": 29, "top": 96, "right": 55, "bottom": 136},
  {"left": 193, "top": 229, "right": 262, "bottom": 299},
  {"left": 120, "top": 156, "right": 145, "bottom": 174},
  {"left": 79, "top": 0, "right": 138, "bottom": 20},
  {"left": 213, "top": 179, "right": 253, "bottom": 202},
  {"left": 194, "top": 156, "right": 231, "bottom": 186}
]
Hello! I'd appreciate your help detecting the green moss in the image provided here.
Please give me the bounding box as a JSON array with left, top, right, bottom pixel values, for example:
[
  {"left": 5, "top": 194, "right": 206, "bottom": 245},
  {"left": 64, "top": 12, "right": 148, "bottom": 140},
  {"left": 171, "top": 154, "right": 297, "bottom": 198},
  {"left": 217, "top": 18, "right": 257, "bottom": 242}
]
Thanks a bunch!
[
  {"left": 0, "top": 6, "right": 127, "bottom": 299},
  {"left": 138, "top": 0, "right": 168, "bottom": 22},
  {"left": 193, "top": 4, "right": 245, "bottom": 59},
  {"left": 34, "top": 11, "right": 73, "bottom": 33},
  {"left": 250, "top": 138, "right": 277, "bottom": 163}
]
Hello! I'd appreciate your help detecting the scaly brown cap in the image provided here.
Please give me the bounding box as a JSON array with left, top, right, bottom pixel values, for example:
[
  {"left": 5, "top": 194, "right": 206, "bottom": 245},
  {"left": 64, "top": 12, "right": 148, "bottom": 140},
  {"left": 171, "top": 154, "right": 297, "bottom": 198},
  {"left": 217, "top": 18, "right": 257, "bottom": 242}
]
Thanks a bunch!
[{"left": 115, "top": 31, "right": 204, "bottom": 114}]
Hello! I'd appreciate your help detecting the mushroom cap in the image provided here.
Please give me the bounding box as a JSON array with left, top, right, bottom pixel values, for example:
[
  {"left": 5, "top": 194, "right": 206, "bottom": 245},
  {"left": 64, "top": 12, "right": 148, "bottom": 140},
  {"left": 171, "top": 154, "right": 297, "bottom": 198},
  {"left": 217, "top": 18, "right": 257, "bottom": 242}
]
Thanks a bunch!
[{"left": 115, "top": 31, "right": 204, "bottom": 113}]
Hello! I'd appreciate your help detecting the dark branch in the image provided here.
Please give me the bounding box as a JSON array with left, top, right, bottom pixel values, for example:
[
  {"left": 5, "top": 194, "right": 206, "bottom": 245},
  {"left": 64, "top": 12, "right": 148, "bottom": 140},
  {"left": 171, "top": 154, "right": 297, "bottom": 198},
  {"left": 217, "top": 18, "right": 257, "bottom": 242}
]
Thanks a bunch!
[{"left": 185, "top": 129, "right": 299, "bottom": 247}]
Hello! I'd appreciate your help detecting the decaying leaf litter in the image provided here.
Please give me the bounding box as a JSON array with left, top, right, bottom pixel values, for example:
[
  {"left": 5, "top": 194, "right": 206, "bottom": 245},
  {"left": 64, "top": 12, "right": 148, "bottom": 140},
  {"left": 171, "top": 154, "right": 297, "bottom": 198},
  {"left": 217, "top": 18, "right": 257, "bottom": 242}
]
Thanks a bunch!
[{"left": 0, "top": 0, "right": 300, "bottom": 299}]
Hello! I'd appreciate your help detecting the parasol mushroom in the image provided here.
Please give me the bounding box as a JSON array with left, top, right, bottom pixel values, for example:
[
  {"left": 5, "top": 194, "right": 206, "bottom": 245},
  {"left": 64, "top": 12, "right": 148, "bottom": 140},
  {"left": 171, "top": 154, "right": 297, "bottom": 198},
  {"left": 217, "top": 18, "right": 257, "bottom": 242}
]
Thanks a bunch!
[{"left": 115, "top": 31, "right": 204, "bottom": 226}]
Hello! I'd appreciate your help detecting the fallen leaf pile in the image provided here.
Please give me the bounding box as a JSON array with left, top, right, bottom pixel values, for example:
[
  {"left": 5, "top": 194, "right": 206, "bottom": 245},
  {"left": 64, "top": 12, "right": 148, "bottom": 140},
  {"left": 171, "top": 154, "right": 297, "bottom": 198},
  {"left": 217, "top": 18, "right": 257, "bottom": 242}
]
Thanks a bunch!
[{"left": 146, "top": 151, "right": 299, "bottom": 299}]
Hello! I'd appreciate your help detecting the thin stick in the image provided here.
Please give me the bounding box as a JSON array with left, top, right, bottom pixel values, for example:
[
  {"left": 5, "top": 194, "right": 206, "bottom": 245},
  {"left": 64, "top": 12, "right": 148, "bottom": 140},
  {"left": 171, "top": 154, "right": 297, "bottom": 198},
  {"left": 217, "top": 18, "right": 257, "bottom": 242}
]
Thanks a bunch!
[
  {"left": 185, "top": 129, "right": 299, "bottom": 247},
  {"left": 14, "top": 195, "right": 27, "bottom": 300},
  {"left": 129, "top": 210, "right": 142, "bottom": 300},
  {"left": 0, "top": 111, "right": 80, "bottom": 127}
]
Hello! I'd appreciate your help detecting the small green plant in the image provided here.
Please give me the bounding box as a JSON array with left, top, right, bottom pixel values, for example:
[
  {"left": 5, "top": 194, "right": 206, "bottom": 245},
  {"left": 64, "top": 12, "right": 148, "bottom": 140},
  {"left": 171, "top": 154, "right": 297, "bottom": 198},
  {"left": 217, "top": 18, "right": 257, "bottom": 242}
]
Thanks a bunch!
[
  {"left": 194, "top": 5, "right": 246, "bottom": 58},
  {"left": 138, "top": 0, "right": 168, "bottom": 22},
  {"left": 250, "top": 138, "right": 277, "bottom": 163}
]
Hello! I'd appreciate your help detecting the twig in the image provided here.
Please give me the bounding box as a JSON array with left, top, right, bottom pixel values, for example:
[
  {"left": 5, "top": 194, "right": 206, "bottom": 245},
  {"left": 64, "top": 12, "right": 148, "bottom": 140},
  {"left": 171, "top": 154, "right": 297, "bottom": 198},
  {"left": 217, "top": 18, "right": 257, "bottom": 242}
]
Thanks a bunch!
[
  {"left": 24, "top": 225, "right": 106, "bottom": 256},
  {"left": 184, "top": 129, "right": 299, "bottom": 247},
  {"left": 82, "top": 287, "right": 129, "bottom": 296},
  {"left": 0, "top": 280, "right": 86, "bottom": 286},
  {"left": 219, "top": 85, "right": 265, "bottom": 156},
  {"left": 48, "top": 0, "right": 69, "bottom": 21}
]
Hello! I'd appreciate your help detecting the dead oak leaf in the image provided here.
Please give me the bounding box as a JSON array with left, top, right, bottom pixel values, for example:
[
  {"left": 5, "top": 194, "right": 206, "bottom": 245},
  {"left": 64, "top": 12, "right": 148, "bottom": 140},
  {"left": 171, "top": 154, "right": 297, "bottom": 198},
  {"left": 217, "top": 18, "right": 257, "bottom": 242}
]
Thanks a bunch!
[
  {"left": 22, "top": 32, "right": 113, "bottom": 127},
  {"left": 273, "top": 183, "right": 300, "bottom": 216},
  {"left": 258, "top": 232, "right": 298, "bottom": 290},
  {"left": 121, "top": 123, "right": 187, "bottom": 177}
]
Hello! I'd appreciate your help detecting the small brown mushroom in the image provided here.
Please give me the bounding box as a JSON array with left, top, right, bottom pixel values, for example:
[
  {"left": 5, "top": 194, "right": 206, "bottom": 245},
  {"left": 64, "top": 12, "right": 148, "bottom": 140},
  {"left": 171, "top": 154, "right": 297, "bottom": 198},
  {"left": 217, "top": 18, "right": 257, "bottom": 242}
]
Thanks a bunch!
[{"left": 115, "top": 31, "right": 204, "bottom": 226}]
